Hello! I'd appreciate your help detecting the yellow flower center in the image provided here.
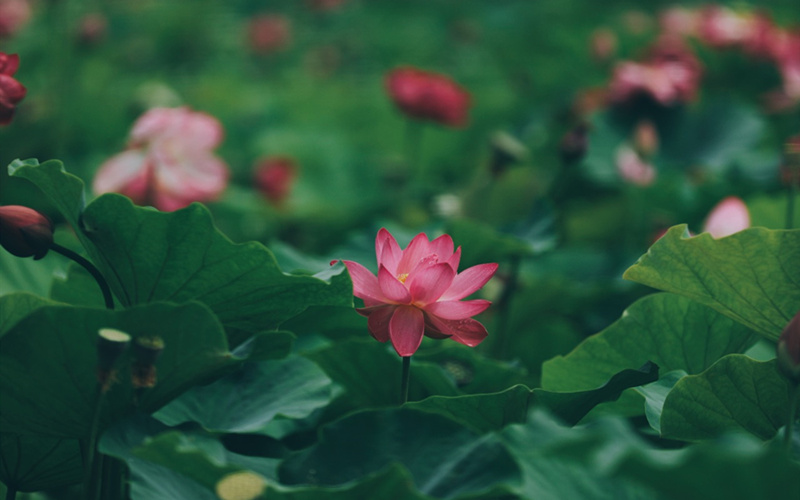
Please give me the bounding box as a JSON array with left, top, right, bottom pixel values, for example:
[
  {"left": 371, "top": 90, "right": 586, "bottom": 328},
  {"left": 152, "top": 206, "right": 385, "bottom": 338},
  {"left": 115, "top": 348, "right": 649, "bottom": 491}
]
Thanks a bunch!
[{"left": 397, "top": 273, "right": 409, "bottom": 283}]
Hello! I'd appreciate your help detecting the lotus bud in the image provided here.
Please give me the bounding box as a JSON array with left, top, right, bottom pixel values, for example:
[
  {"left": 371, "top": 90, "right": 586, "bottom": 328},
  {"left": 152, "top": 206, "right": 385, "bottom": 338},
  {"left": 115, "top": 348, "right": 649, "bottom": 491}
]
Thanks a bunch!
[
  {"left": 0, "top": 205, "right": 53, "bottom": 260},
  {"left": 777, "top": 311, "right": 800, "bottom": 383}
]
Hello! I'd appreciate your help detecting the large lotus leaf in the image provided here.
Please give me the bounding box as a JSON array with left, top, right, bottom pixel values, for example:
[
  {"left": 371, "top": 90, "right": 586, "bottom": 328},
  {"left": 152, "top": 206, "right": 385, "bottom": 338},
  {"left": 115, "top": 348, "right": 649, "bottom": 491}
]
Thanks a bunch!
[
  {"left": 499, "top": 414, "right": 658, "bottom": 500},
  {"left": 101, "top": 416, "right": 429, "bottom": 500},
  {"left": 407, "top": 362, "right": 658, "bottom": 433},
  {"left": 522, "top": 411, "right": 800, "bottom": 500},
  {"left": 623, "top": 225, "right": 800, "bottom": 341},
  {"left": 0, "top": 244, "right": 63, "bottom": 297},
  {"left": 0, "top": 292, "right": 56, "bottom": 337},
  {"left": 279, "top": 408, "right": 520, "bottom": 500},
  {"left": 9, "top": 161, "right": 353, "bottom": 347},
  {"left": 0, "top": 433, "right": 82, "bottom": 492},
  {"left": 303, "top": 339, "right": 458, "bottom": 424},
  {"left": 659, "top": 355, "right": 792, "bottom": 441},
  {"left": 154, "top": 356, "right": 335, "bottom": 434},
  {"left": 541, "top": 293, "right": 757, "bottom": 394},
  {"left": 0, "top": 301, "right": 292, "bottom": 439}
]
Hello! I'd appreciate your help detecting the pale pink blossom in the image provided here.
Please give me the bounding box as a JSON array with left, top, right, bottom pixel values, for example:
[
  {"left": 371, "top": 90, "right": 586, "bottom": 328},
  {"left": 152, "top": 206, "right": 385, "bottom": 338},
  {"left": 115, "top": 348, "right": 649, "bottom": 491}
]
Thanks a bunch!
[
  {"left": 0, "top": 0, "right": 31, "bottom": 38},
  {"left": 616, "top": 145, "right": 656, "bottom": 186},
  {"left": 608, "top": 38, "right": 701, "bottom": 106},
  {"left": 659, "top": 6, "right": 701, "bottom": 38},
  {"left": 343, "top": 229, "right": 497, "bottom": 357},
  {"left": 93, "top": 107, "right": 229, "bottom": 211},
  {"left": 702, "top": 196, "right": 750, "bottom": 238}
]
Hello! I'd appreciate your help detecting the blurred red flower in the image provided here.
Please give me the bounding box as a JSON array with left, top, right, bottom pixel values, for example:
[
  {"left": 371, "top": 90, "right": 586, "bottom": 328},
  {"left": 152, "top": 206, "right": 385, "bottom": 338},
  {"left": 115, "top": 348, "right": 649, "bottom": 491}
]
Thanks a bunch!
[
  {"left": 385, "top": 67, "right": 471, "bottom": 127},
  {"left": 253, "top": 156, "right": 298, "bottom": 206},
  {"left": 0, "top": 52, "right": 26, "bottom": 124},
  {"left": 248, "top": 14, "right": 291, "bottom": 54},
  {"left": 93, "top": 107, "right": 229, "bottom": 211},
  {"left": 0, "top": 0, "right": 31, "bottom": 38}
]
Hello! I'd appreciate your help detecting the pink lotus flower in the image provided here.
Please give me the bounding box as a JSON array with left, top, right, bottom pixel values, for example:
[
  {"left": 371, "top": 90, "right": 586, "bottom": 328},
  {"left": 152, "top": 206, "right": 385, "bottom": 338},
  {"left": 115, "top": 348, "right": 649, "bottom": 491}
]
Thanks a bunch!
[
  {"left": 608, "top": 39, "right": 702, "bottom": 106},
  {"left": 0, "top": 0, "right": 31, "bottom": 39},
  {"left": 702, "top": 196, "right": 750, "bottom": 238},
  {"left": 0, "top": 52, "right": 26, "bottom": 125},
  {"left": 343, "top": 229, "right": 497, "bottom": 357},
  {"left": 93, "top": 107, "right": 229, "bottom": 211},
  {"left": 385, "top": 67, "right": 471, "bottom": 127}
]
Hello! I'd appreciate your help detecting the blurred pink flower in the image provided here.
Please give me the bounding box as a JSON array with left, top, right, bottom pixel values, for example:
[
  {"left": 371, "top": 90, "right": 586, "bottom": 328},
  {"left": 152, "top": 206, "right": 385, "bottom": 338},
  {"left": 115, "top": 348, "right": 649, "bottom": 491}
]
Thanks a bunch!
[
  {"left": 698, "top": 6, "right": 771, "bottom": 53},
  {"left": 616, "top": 145, "right": 656, "bottom": 186},
  {"left": 93, "top": 107, "right": 229, "bottom": 211},
  {"left": 253, "top": 156, "right": 297, "bottom": 206},
  {"left": 0, "top": 52, "right": 25, "bottom": 124},
  {"left": 343, "top": 229, "right": 497, "bottom": 357},
  {"left": 608, "top": 38, "right": 701, "bottom": 106},
  {"left": 385, "top": 67, "right": 471, "bottom": 127},
  {"left": 0, "top": 0, "right": 31, "bottom": 38},
  {"left": 247, "top": 14, "right": 291, "bottom": 54},
  {"left": 702, "top": 196, "right": 750, "bottom": 238},
  {"left": 589, "top": 28, "right": 617, "bottom": 62},
  {"left": 659, "top": 6, "right": 700, "bottom": 38}
]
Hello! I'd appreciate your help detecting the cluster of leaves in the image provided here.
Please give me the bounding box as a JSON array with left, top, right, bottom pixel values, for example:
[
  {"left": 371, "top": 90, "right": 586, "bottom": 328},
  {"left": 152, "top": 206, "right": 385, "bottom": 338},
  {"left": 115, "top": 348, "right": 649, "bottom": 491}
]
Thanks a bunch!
[{"left": 2, "top": 157, "right": 798, "bottom": 499}]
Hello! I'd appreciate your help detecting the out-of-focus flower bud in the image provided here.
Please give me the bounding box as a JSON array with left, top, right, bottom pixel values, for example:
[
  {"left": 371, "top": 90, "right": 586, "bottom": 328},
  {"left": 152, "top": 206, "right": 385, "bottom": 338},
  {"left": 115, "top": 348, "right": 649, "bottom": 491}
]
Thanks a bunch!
[
  {"left": 0, "top": 52, "right": 26, "bottom": 124},
  {"left": 253, "top": 156, "right": 298, "bottom": 206},
  {"left": 559, "top": 122, "right": 590, "bottom": 166},
  {"left": 0, "top": 0, "right": 31, "bottom": 39},
  {"left": 781, "top": 134, "right": 800, "bottom": 187},
  {"left": 77, "top": 13, "right": 108, "bottom": 46},
  {"left": 96, "top": 328, "right": 131, "bottom": 393},
  {"left": 0, "top": 205, "right": 53, "bottom": 260},
  {"left": 489, "top": 131, "right": 528, "bottom": 176},
  {"left": 590, "top": 28, "right": 617, "bottom": 62},
  {"left": 633, "top": 119, "right": 659, "bottom": 158},
  {"left": 385, "top": 66, "right": 471, "bottom": 127},
  {"left": 777, "top": 311, "right": 800, "bottom": 383},
  {"left": 702, "top": 196, "right": 750, "bottom": 238},
  {"left": 616, "top": 145, "right": 656, "bottom": 186},
  {"left": 131, "top": 336, "right": 164, "bottom": 389},
  {"left": 247, "top": 14, "right": 291, "bottom": 55}
]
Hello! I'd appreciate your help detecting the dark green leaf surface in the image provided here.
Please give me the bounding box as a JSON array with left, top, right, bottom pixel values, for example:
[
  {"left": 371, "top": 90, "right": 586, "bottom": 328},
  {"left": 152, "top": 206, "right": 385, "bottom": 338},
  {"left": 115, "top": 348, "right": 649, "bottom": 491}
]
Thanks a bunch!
[
  {"left": 0, "top": 292, "right": 56, "bottom": 337},
  {"left": 660, "top": 355, "right": 792, "bottom": 441},
  {"left": 280, "top": 408, "right": 520, "bottom": 500},
  {"left": 154, "top": 356, "right": 335, "bottom": 434},
  {"left": 0, "top": 302, "right": 287, "bottom": 439},
  {"left": 623, "top": 226, "right": 800, "bottom": 341},
  {"left": 541, "top": 293, "right": 757, "bottom": 393},
  {"left": 0, "top": 433, "right": 82, "bottom": 492}
]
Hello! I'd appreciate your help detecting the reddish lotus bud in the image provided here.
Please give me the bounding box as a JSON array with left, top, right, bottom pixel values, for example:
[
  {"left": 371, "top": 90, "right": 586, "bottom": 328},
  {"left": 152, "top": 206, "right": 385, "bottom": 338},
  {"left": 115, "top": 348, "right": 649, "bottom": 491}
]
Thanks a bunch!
[
  {"left": 781, "top": 134, "right": 800, "bottom": 187},
  {"left": 0, "top": 52, "right": 26, "bottom": 125},
  {"left": 385, "top": 67, "right": 471, "bottom": 127},
  {"left": 0, "top": 0, "right": 31, "bottom": 39},
  {"left": 253, "top": 156, "right": 297, "bottom": 205},
  {"left": 247, "top": 14, "right": 291, "bottom": 54},
  {"left": 777, "top": 311, "right": 800, "bottom": 383},
  {"left": 0, "top": 205, "right": 54, "bottom": 260}
]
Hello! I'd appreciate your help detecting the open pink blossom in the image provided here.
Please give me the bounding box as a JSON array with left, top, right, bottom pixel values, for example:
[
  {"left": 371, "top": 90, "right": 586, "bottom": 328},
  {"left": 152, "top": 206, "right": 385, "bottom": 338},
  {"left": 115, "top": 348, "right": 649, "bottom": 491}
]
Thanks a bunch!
[
  {"left": 343, "top": 229, "right": 498, "bottom": 357},
  {"left": 0, "top": 52, "right": 25, "bottom": 124},
  {"left": 702, "top": 196, "right": 750, "bottom": 238},
  {"left": 93, "top": 107, "right": 229, "bottom": 211}
]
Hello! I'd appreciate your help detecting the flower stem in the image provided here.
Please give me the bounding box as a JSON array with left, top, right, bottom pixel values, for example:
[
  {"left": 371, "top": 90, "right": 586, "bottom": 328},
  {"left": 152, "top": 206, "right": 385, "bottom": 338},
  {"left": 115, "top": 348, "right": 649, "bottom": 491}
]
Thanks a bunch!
[
  {"left": 82, "top": 388, "right": 105, "bottom": 500},
  {"left": 785, "top": 382, "right": 799, "bottom": 452},
  {"left": 50, "top": 243, "right": 114, "bottom": 310},
  {"left": 5, "top": 486, "right": 16, "bottom": 500},
  {"left": 493, "top": 256, "right": 521, "bottom": 360},
  {"left": 787, "top": 178, "right": 798, "bottom": 230},
  {"left": 400, "top": 356, "right": 411, "bottom": 404}
]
